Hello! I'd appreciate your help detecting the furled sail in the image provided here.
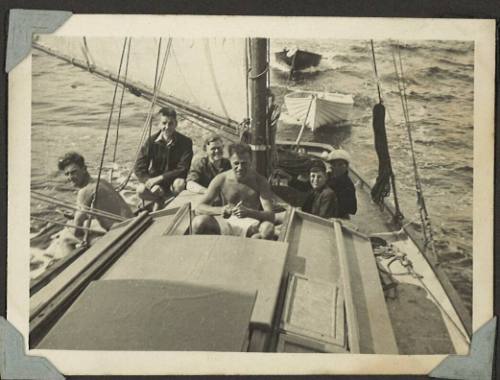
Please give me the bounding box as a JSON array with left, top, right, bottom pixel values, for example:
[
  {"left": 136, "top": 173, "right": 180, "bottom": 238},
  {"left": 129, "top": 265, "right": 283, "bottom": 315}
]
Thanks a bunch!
[{"left": 35, "top": 36, "right": 249, "bottom": 125}]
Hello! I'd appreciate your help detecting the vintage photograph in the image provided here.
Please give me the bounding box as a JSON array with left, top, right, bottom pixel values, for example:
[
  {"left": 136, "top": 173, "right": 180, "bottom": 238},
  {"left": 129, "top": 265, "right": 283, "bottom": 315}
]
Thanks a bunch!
[{"left": 27, "top": 34, "right": 473, "bottom": 356}]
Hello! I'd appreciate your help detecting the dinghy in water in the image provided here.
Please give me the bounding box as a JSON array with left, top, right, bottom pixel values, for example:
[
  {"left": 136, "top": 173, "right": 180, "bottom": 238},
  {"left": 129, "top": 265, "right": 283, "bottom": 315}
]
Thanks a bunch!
[
  {"left": 275, "top": 48, "right": 322, "bottom": 72},
  {"left": 29, "top": 37, "right": 471, "bottom": 355},
  {"left": 284, "top": 91, "right": 354, "bottom": 130}
]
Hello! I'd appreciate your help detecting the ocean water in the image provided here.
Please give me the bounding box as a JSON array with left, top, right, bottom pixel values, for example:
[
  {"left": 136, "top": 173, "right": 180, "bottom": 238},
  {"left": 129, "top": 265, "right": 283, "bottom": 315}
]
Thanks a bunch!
[{"left": 30, "top": 39, "right": 473, "bottom": 311}]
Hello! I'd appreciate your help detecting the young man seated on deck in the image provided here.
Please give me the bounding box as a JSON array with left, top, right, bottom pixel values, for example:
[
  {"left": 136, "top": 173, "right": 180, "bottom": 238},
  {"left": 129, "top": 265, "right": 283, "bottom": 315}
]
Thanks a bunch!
[
  {"left": 186, "top": 134, "right": 231, "bottom": 203},
  {"left": 134, "top": 107, "right": 193, "bottom": 211},
  {"left": 326, "top": 149, "right": 357, "bottom": 219},
  {"left": 192, "top": 143, "right": 276, "bottom": 240},
  {"left": 301, "top": 160, "right": 338, "bottom": 219},
  {"left": 57, "top": 152, "right": 134, "bottom": 242}
]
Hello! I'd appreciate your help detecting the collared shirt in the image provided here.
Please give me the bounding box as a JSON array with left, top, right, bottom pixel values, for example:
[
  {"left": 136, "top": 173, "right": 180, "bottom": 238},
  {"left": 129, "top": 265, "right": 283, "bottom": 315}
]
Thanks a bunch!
[
  {"left": 187, "top": 155, "right": 231, "bottom": 188},
  {"left": 302, "top": 186, "right": 338, "bottom": 219},
  {"left": 154, "top": 132, "right": 175, "bottom": 146},
  {"left": 134, "top": 130, "right": 193, "bottom": 189}
]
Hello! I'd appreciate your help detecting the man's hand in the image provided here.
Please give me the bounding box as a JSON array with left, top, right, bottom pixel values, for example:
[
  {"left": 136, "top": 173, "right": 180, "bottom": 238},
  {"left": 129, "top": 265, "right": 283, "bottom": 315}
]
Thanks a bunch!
[
  {"left": 222, "top": 205, "right": 233, "bottom": 218},
  {"left": 145, "top": 176, "right": 163, "bottom": 191},
  {"left": 232, "top": 203, "right": 252, "bottom": 219}
]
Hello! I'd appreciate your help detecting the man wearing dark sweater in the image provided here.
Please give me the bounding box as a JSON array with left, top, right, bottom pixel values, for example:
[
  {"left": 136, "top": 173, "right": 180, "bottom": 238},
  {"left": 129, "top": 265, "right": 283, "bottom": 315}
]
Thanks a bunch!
[
  {"left": 134, "top": 107, "right": 193, "bottom": 210},
  {"left": 302, "top": 160, "right": 338, "bottom": 219},
  {"left": 327, "top": 149, "right": 357, "bottom": 219}
]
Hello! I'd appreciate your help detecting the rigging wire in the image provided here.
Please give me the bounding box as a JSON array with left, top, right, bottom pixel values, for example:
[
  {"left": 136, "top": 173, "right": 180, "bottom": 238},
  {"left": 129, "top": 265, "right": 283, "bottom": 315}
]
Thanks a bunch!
[
  {"left": 391, "top": 43, "right": 439, "bottom": 263},
  {"left": 84, "top": 37, "right": 128, "bottom": 245},
  {"left": 30, "top": 215, "right": 106, "bottom": 235},
  {"left": 150, "top": 38, "right": 163, "bottom": 143},
  {"left": 31, "top": 191, "right": 127, "bottom": 221},
  {"left": 204, "top": 39, "right": 231, "bottom": 120},
  {"left": 115, "top": 38, "right": 173, "bottom": 192},
  {"left": 245, "top": 38, "right": 250, "bottom": 122},
  {"left": 109, "top": 37, "right": 132, "bottom": 182},
  {"left": 367, "top": 41, "right": 396, "bottom": 126},
  {"left": 171, "top": 47, "right": 199, "bottom": 107},
  {"left": 370, "top": 41, "right": 404, "bottom": 222},
  {"left": 370, "top": 40, "right": 382, "bottom": 103}
]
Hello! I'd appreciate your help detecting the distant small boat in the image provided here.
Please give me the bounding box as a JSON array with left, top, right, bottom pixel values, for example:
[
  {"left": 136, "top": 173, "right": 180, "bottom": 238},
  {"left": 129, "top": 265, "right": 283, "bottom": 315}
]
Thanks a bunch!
[
  {"left": 284, "top": 91, "right": 354, "bottom": 130},
  {"left": 275, "top": 48, "right": 322, "bottom": 72}
]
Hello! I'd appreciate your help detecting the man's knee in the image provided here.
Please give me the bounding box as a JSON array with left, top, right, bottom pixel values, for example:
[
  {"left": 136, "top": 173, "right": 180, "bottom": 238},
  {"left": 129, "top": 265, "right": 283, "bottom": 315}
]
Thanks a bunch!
[
  {"left": 172, "top": 178, "right": 186, "bottom": 195},
  {"left": 192, "top": 215, "right": 221, "bottom": 235},
  {"left": 136, "top": 183, "right": 163, "bottom": 201},
  {"left": 250, "top": 221, "right": 275, "bottom": 240}
]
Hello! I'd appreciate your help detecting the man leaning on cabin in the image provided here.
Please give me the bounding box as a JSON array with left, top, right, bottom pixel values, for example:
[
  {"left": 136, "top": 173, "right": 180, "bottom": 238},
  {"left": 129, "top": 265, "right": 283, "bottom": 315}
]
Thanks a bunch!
[
  {"left": 327, "top": 149, "right": 357, "bottom": 219},
  {"left": 134, "top": 107, "right": 193, "bottom": 211},
  {"left": 186, "top": 133, "right": 231, "bottom": 199},
  {"left": 192, "top": 143, "right": 276, "bottom": 239},
  {"left": 58, "top": 152, "right": 134, "bottom": 239}
]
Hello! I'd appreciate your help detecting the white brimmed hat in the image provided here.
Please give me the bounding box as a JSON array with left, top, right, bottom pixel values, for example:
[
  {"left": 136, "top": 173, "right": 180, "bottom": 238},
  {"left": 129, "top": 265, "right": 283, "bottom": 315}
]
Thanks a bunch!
[{"left": 327, "top": 149, "right": 351, "bottom": 165}]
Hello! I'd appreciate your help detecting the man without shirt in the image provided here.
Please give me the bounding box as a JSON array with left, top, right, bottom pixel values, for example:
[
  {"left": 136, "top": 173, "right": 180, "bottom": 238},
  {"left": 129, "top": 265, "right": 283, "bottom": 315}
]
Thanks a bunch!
[
  {"left": 192, "top": 143, "right": 275, "bottom": 238},
  {"left": 58, "top": 152, "right": 133, "bottom": 239}
]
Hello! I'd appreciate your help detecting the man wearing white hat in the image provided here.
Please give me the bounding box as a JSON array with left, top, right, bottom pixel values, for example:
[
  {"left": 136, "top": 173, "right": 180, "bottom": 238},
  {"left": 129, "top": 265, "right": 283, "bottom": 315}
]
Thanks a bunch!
[{"left": 327, "top": 149, "right": 357, "bottom": 219}]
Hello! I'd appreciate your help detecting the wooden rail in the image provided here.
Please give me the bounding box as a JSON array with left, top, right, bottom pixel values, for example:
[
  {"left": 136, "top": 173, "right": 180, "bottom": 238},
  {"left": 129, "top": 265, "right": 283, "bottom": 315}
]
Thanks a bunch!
[{"left": 30, "top": 212, "right": 153, "bottom": 347}]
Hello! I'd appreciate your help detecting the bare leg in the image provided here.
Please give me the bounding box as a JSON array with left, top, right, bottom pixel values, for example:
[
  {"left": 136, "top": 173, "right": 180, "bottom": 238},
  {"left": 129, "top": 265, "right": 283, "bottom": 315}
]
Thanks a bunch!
[{"left": 192, "top": 215, "right": 221, "bottom": 235}]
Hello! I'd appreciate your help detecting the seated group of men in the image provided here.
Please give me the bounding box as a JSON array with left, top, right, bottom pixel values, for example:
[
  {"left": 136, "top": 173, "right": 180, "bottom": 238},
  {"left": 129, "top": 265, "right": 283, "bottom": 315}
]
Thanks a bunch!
[{"left": 56, "top": 106, "right": 356, "bottom": 242}]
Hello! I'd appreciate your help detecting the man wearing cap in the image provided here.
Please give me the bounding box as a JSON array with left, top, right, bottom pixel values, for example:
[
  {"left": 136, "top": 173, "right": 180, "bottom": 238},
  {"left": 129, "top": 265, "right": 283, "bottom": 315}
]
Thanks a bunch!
[
  {"left": 186, "top": 134, "right": 231, "bottom": 200},
  {"left": 302, "top": 160, "right": 338, "bottom": 219},
  {"left": 327, "top": 149, "right": 357, "bottom": 219},
  {"left": 134, "top": 106, "right": 193, "bottom": 210}
]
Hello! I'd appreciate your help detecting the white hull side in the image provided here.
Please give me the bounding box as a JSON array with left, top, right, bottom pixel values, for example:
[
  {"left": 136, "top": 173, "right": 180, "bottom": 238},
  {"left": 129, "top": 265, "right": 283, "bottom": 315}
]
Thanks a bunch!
[{"left": 284, "top": 92, "right": 354, "bottom": 130}]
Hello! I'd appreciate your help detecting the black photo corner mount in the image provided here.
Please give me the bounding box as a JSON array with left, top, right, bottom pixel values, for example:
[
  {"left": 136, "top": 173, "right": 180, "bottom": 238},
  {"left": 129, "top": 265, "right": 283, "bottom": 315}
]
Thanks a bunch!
[{"left": 3, "top": 7, "right": 499, "bottom": 380}]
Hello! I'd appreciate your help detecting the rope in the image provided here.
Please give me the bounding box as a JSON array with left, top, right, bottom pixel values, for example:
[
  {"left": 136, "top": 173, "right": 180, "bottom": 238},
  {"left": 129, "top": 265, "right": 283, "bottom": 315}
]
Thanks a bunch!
[
  {"left": 81, "top": 37, "right": 95, "bottom": 71},
  {"left": 110, "top": 38, "right": 132, "bottom": 182},
  {"left": 150, "top": 38, "right": 162, "bottom": 143},
  {"left": 31, "top": 215, "right": 106, "bottom": 235},
  {"left": 31, "top": 191, "right": 127, "bottom": 222},
  {"left": 369, "top": 41, "right": 403, "bottom": 222},
  {"left": 204, "top": 39, "right": 230, "bottom": 120},
  {"left": 91, "top": 37, "right": 128, "bottom": 228},
  {"left": 115, "top": 38, "right": 173, "bottom": 192},
  {"left": 294, "top": 95, "right": 315, "bottom": 147},
  {"left": 376, "top": 244, "right": 470, "bottom": 343},
  {"left": 171, "top": 45, "right": 199, "bottom": 107},
  {"left": 245, "top": 38, "right": 250, "bottom": 121},
  {"left": 370, "top": 40, "right": 382, "bottom": 103},
  {"left": 392, "top": 44, "right": 438, "bottom": 263},
  {"left": 248, "top": 67, "right": 269, "bottom": 80}
]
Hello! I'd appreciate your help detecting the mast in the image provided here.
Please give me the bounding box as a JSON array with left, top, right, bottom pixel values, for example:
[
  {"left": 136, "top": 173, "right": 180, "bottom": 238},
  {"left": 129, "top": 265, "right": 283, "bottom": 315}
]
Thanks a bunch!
[{"left": 249, "top": 38, "right": 269, "bottom": 176}]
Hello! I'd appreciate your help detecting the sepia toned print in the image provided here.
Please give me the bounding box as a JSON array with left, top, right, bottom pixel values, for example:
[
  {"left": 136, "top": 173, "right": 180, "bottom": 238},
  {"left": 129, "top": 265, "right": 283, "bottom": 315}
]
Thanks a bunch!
[{"left": 7, "top": 15, "right": 495, "bottom": 376}]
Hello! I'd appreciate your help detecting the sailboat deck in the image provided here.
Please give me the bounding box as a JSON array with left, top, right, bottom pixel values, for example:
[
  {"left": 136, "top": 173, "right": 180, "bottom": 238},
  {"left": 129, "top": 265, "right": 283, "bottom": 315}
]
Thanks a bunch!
[{"left": 350, "top": 179, "right": 469, "bottom": 354}]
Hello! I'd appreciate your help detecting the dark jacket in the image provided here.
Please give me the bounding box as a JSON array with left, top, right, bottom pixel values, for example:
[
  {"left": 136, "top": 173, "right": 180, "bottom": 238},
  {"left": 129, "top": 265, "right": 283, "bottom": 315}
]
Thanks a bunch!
[
  {"left": 134, "top": 131, "right": 193, "bottom": 189},
  {"left": 187, "top": 156, "right": 231, "bottom": 188},
  {"left": 328, "top": 173, "right": 357, "bottom": 218},
  {"left": 302, "top": 186, "right": 338, "bottom": 219}
]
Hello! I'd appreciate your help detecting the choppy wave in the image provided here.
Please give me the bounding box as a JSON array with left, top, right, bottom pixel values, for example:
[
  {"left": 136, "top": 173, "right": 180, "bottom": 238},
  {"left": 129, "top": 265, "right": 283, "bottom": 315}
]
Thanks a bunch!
[
  {"left": 407, "top": 91, "right": 457, "bottom": 102},
  {"left": 418, "top": 66, "right": 473, "bottom": 82}
]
